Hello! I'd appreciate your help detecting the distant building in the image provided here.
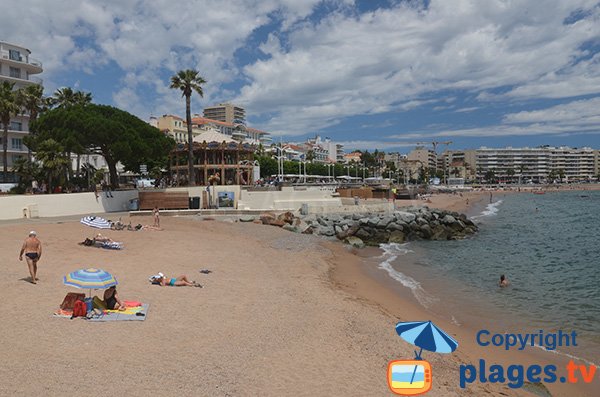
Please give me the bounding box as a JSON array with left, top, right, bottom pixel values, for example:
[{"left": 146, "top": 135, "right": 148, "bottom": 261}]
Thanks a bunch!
[
  {"left": 203, "top": 103, "right": 246, "bottom": 125},
  {"left": 298, "top": 136, "right": 336, "bottom": 163},
  {"left": 407, "top": 147, "right": 437, "bottom": 170},
  {"left": 344, "top": 151, "right": 362, "bottom": 164},
  {"left": 152, "top": 114, "right": 271, "bottom": 146},
  {"left": 0, "top": 41, "right": 43, "bottom": 179},
  {"left": 475, "top": 146, "right": 596, "bottom": 183},
  {"left": 156, "top": 114, "right": 189, "bottom": 143}
]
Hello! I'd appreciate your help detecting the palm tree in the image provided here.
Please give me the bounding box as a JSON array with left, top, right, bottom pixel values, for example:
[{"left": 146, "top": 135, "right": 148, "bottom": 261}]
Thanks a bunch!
[
  {"left": 169, "top": 69, "right": 207, "bottom": 186},
  {"left": 0, "top": 81, "right": 21, "bottom": 181},
  {"left": 51, "top": 87, "right": 92, "bottom": 108},
  {"left": 16, "top": 84, "right": 45, "bottom": 160},
  {"left": 34, "top": 139, "right": 70, "bottom": 193},
  {"left": 506, "top": 168, "right": 516, "bottom": 184}
]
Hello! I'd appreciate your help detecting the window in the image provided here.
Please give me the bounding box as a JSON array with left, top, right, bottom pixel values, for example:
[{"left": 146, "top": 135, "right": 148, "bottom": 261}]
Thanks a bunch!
[
  {"left": 10, "top": 121, "right": 22, "bottom": 131},
  {"left": 9, "top": 67, "right": 21, "bottom": 79},
  {"left": 9, "top": 49, "right": 21, "bottom": 61},
  {"left": 11, "top": 138, "right": 22, "bottom": 150}
]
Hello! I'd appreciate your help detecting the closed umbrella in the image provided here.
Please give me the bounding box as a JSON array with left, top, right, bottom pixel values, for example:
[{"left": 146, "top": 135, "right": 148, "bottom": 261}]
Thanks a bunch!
[
  {"left": 395, "top": 321, "right": 458, "bottom": 384},
  {"left": 80, "top": 216, "right": 112, "bottom": 229},
  {"left": 63, "top": 268, "right": 118, "bottom": 297}
]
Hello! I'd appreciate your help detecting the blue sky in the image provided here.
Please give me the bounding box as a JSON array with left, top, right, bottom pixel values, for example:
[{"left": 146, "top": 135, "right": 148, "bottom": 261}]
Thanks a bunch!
[{"left": 2, "top": 0, "right": 600, "bottom": 153}]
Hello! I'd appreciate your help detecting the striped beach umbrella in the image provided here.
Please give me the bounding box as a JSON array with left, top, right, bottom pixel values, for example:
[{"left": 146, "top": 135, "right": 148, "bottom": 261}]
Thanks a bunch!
[
  {"left": 63, "top": 268, "right": 118, "bottom": 290},
  {"left": 395, "top": 321, "right": 458, "bottom": 358},
  {"left": 80, "top": 216, "right": 112, "bottom": 229}
]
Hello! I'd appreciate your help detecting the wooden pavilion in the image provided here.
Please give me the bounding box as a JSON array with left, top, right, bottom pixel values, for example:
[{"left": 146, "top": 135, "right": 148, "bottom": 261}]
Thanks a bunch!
[{"left": 169, "top": 131, "right": 256, "bottom": 186}]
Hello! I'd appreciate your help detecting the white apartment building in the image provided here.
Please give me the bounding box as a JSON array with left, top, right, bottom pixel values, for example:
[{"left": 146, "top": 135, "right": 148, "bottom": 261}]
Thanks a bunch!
[
  {"left": 203, "top": 103, "right": 246, "bottom": 125},
  {"left": 476, "top": 146, "right": 596, "bottom": 182},
  {"left": 0, "top": 41, "right": 43, "bottom": 178}
]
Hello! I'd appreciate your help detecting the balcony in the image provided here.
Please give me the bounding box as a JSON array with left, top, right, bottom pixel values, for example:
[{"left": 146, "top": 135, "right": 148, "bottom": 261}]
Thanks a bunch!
[{"left": 0, "top": 51, "right": 43, "bottom": 72}]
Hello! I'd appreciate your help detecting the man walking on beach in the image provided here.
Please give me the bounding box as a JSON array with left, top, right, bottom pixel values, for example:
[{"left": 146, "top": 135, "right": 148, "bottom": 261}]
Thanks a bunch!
[{"left": 19, "top": 231, "right": 42, "bottom": 284}]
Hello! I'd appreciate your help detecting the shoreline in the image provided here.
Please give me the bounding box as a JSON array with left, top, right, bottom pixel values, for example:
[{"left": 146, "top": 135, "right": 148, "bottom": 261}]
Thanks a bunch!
[{"left": 328, "top": 190, "right": 597, "bottom": 396}]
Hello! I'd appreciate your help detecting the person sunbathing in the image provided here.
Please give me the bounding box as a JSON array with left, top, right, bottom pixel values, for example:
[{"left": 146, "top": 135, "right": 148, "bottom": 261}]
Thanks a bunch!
[
  {"left": 94, "top": 233, "right": 113, "bottom": 243},
  {"left": 103, "top": 286, "right": 126, "bottom": 310},
  {"left": 149, "top": 273, "right": 202, "bottom": 287}
]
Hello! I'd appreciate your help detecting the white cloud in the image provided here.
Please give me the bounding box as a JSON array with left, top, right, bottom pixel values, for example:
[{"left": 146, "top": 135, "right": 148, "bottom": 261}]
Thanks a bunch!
[{"left": 237, "top": 0, "right": 600, "bottom": 135}]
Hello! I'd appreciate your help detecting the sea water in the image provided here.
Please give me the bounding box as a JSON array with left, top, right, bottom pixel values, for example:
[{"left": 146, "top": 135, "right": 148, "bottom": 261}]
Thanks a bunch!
[{"left": 379, "top": 190, "right": 600, "bottom": 362}]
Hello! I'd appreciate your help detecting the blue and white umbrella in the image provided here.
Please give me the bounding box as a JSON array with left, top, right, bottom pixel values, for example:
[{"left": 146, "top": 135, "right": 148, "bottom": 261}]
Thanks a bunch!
[
  {"left": 64, "top": 267, "right": 118, "bottom": 298},
  {"left": 395, "top": 321, "right": 458, "bottom": 386},
  {"left": 395, "top": 320, "right": 458, "bottom": 359},
  {"left": 81, "top": 216, "right": 112, "bottom": 229}
]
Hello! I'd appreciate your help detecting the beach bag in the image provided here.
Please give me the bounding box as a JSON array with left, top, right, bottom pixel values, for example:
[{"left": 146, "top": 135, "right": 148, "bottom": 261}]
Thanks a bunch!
[
  {"left": 60, "top": 292, "right": 86, "bottom": 310},
  {"left": 72, "top": 300, "right": 87, "bottom": 318}
]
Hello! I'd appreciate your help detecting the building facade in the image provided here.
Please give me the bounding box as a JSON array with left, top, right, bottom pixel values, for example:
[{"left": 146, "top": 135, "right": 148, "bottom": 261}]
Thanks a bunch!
[
  {"left": 407, "top": 147, "right": 437, "bottom": 170},
  {"left": 0, "top": 41, "right": 43, "bottom": 177},
  {"left": 475, "top": 146, "right": 596, "bottom": 183},
  {"left": 203, "top": 103, "right": 246, "bottom": 125}
]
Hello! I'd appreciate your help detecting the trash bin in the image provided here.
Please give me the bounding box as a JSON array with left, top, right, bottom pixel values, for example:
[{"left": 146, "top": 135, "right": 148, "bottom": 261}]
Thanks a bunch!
[
  {"left": 354, "top": 196, "right": 359, "bottom": 205},
  {"left": 128, "top": 198, "right": 139, "bottom": 211},
  {"left": 189, "top": 196, "right": 200, "bottom": 209},
  {"left": 301, "top": 203, "right": 309, "bottom": 215}
]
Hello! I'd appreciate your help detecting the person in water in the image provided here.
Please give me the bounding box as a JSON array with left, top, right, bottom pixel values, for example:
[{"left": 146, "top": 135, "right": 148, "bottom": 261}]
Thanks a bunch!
[
  {"left": 19, "top": 231, "right": 42, "bottom": 284},
  {"left": 499, "top": 274, "right": 509, "bottom": 288}
]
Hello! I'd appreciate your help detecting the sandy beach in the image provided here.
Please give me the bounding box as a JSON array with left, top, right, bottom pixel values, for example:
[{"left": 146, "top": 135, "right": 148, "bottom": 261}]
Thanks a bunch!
[{"left": 0, "top": 190, "right": 595, "bottom": 396}]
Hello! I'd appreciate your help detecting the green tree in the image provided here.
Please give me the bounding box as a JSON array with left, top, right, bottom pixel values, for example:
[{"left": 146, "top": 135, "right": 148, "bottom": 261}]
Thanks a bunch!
[
  {"left": 34, "top": 139, "right": 70, "bottom": 192},
  {"left": 50, "top": 87, "right": 92, "bottom": 108},
  {"left": 16, "top": 84, "right": 46, "bottom": 160},
  {"left": 29, "top": 104, "right": 174, "bottom": 188},
  {"left": 484, "top": 170, "right": 496, "bottom": 184},
  {"left": 12, "top": 157, "right": 42, "bottom": 191},
  {"left": 170, "top": 69, "right": 207, "bottom": 186},
  {"left": 255, "top": 155, "right": 278, "bottom": 178},
  {"left": 506, "top": 168, "right": 515, "bottom": 183},
  {"left": 0, "top": 81, "right": 21, "bottom": 181}
]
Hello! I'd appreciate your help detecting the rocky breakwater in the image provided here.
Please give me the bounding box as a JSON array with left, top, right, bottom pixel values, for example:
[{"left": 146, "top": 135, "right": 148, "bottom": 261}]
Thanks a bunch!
[{"left": 255, "top": 206, "right": 478, "bottom": 248}]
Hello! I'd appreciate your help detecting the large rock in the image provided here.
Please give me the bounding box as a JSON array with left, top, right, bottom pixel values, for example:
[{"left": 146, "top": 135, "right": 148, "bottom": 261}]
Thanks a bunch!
[
  {"left": 394, "top": 211, "right": 416, "bottom": 223},
  {"left": 260, "top": 212, "right": 276, "bottom": 225},
  {"left": 269, "top": 219, "right": 286, "bottom": 227},
  {"left": 277, "top": 211, "right": 295, "bottom": 224},
  {"left": 441, "top": 214, "right": 456, "bottom": 225},
  {"left": 282, "top": 224, "right": 298, "bottom": 233},
  {"left": 386, "top": 222, "right": 404, "bottom": 231},
  {"left": 345, "top": 236, "right": 365, "bottom": 248},
  {"left": 377, "top": 215, "right": 394, "bottom": 228},
  {"left": 389, "top": 231, "right": 406, "bottom": 244},
  {"left": 419, "top": 224, "right": 432, "bottom": 239},
  {"left": 239, "top": 215, "right": 255, "bottom": 222}
]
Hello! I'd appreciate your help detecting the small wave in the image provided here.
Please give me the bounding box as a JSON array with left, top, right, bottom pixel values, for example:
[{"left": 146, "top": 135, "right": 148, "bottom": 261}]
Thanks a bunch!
[
  {"left": 472, "top": 199, "right": 503, "bottom": 220},
  {"left": 533, "top": 345, "right": 599, "bottom": 367},
  {"left": 377, "top": 243, "right": 435, "bottom": 308}
]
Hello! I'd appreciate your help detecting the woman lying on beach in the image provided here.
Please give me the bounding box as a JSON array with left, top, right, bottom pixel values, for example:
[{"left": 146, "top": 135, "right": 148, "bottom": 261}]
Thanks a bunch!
[{"left": 149, "top": 273, "right": 202, "bottom": 287}]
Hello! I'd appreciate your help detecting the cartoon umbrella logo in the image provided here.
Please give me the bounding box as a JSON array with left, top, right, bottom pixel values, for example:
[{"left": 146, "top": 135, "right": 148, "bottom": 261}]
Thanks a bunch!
[{"left": 395, "top": 321, "right": 458, "bottom": 385}]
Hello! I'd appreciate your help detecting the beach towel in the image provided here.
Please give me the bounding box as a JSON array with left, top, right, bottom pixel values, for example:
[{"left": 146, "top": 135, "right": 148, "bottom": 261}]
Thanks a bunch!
[
  {"left": 101, "top": 241, "right": 123, "bottom": 250},
  {"left": 87, "top": 303, "right": 149, "bottom": 322},
  {"left": 123, "top": 300, "right": 142, "bottom": 307},
  {"left": 54, "top": 304, "right": 149, "bottom": 322}
]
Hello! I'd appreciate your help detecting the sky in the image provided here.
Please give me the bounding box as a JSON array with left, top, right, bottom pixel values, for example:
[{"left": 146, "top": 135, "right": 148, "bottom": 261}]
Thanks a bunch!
[{"left": 2, "top": 0, "right": 600, "bottom": 153}]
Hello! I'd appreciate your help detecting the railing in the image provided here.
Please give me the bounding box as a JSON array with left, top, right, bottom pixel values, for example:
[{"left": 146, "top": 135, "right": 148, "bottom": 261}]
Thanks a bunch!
[{"left": 0, "top": 51, "right": 43, "bottom": 68}]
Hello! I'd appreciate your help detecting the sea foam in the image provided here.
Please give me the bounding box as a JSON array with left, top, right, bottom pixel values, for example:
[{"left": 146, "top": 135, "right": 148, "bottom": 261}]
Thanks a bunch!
[
  {"left": 378, "top": 243, "right": 436, "bottom": 308},
  {"left": 472, "top": 199, "right": 503, "bottom": 220}
]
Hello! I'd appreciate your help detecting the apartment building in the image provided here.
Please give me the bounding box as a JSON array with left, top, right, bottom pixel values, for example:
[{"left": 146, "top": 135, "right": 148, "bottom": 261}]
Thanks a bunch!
[
  {"left": 155, "top": 114, "right": 189, "bottom": 143},
  {"left": 475, "top": 146, "right": 596, "bottom": 182},
  {"left": 0, "top": 41, "right": 43, "bottom": 177},
  {"left": 407, "top": 147, "right": 437, "bottom": 170},
  {"left": 203, "top": 103, "right": 246, "bottom": 125}
]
